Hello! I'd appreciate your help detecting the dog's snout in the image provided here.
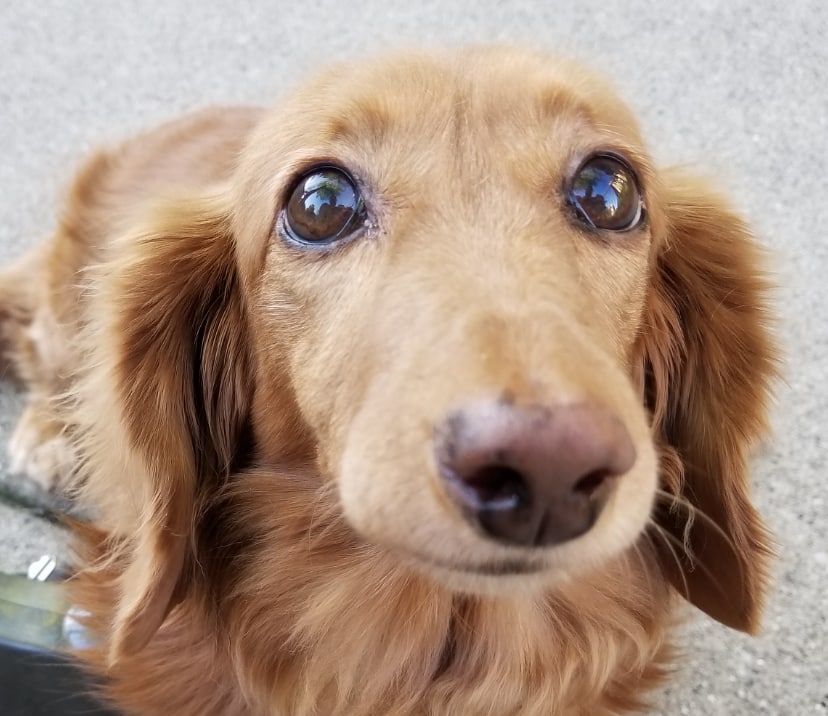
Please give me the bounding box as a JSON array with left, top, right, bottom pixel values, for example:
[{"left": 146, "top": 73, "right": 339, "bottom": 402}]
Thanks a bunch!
[{"left": 436, "top": 402, "right": 636, "bottom": 547}]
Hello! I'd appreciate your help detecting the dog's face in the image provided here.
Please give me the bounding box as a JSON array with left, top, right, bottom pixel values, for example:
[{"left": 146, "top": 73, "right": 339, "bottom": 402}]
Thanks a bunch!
[
  {"left": 103, "top": 48, "right": 774, "bottom": 661},
  {"left": 231, "top": 49, "right": 663, "bottom": 590}
]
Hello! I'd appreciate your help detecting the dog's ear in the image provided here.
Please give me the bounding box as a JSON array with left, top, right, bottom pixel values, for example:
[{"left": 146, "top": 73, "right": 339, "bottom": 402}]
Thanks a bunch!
[
  {"left": 98, "top": 193, "right": 251, "bottom": 662},
  {"left": 640, "top": 169, "right": 778, "bottom": 633}
]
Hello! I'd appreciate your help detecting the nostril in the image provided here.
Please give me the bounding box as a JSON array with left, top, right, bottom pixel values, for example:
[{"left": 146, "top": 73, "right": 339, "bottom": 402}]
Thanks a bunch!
[
  {"left": 436, "top": 401, "right": 635, "bottom": 547},
  {"left": 573, "top": 469, "right": 611, "bottom": 496},
  {"left": 451, "top": 465, "right": 530, "bottom": 512}
]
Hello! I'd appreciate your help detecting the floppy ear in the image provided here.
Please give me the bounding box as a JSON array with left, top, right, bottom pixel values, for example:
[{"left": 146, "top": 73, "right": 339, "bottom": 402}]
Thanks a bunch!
[
  {"left": 641, "top": 169, "right": 778, "bottom": 633},
  {"left": 98, "top": 193, "right": 251, "bottom": 662}
]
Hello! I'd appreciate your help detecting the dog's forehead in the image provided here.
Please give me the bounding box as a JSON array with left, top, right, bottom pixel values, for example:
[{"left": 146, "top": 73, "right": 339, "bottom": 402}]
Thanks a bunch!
[{"left": 289, "top": 49, "right": 644, "bottom": 152}]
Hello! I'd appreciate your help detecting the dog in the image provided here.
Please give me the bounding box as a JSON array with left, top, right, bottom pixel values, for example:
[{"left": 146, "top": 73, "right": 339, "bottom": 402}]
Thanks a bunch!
[{"left": 0, "top": 47, "right": 777, "bottom": 715}]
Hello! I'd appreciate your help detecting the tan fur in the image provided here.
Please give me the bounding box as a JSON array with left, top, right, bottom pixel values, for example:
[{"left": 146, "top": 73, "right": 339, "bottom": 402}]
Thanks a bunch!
[{"left": 0, "top": 47, "right": 777, "bottom": 715}]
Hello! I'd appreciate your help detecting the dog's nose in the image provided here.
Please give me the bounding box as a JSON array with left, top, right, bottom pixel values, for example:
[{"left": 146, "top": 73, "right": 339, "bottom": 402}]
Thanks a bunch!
[{"left": 435, "top": 401, "right": 636, "bottom": 547}]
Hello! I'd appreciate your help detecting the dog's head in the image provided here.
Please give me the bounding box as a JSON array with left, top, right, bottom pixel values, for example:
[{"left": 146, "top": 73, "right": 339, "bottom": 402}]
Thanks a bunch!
[{"left": 99, "top": 48, "right": 776, "bottom": 660}]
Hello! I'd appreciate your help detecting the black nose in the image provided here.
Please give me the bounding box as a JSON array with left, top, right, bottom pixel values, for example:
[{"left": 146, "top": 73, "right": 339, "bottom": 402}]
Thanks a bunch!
[{"left": 435, "top": 401, "right": 636, "bottom": 547}]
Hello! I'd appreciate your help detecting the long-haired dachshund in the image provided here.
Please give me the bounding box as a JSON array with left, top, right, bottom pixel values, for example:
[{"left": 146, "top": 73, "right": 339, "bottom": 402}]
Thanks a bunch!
[{"left": 0, "top": 47, "right": 776, "bottom": 715}]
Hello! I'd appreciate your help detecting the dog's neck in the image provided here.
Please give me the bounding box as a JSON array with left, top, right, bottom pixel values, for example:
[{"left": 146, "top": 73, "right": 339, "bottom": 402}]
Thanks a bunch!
[{"left": 182, "top": 469, "right": 676, "bottom": 715}]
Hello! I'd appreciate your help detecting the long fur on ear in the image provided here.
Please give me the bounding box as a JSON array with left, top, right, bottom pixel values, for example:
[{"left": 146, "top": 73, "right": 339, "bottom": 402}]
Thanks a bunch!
[
  {"left": 83, "top": 194, "right": 251, "bottom": 662},
  {"left": 641, "top": 169, "right": 778, "bottom": 633}
]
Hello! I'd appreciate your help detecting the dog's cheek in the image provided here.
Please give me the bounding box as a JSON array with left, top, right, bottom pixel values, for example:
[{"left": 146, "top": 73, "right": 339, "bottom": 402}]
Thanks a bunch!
[
  {"left": 283, "top": 312, "right": 381, "bottom": 472},
  {"left": 250, "top": 247, "right": 381, "bottom": 461}
]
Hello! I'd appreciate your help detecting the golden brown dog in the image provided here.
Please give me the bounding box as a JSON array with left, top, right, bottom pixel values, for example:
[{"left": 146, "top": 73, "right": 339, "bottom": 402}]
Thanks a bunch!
[{"left": 0, "top": 47, "right": 776, "bottom": 715}]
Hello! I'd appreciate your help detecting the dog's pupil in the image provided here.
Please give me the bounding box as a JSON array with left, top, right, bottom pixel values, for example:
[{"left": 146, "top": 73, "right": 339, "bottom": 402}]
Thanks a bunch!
[
  {"left": 285, "top": 168, "right": 363, "bottom": 243},
  {"left": 568, "top": 155, "right": 641, "bottom": 232}
]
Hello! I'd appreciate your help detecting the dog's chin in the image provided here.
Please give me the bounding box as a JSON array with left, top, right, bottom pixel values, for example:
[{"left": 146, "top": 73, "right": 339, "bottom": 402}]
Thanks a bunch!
[{"left": 400, "top": 550, "right": 572, "bottom": 598}]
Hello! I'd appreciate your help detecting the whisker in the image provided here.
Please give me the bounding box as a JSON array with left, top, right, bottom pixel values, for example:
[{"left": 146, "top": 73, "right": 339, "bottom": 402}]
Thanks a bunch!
[
  {"left": 653, "top": 487, "right": 741, "bottom": 566},
  {"left": 647, "top": 519, "right": 731, "bottom": 602},
  {"left": 644, "top": 522, "right": 690, "bottom": 600}
]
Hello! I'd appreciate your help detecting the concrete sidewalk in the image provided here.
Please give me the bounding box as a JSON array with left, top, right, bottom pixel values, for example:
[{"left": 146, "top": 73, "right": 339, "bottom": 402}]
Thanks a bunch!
[{"left": 1, "top": 2, "right": 826, "bottom": 714}]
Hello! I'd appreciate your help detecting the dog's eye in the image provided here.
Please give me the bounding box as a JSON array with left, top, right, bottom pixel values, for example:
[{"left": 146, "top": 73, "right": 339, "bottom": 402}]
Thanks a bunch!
[
  {"left": 567, "top": 155, "right": 643, "bottom": 232},
  {"left": 284, "top": 167, "right": 366, "bottom": 245}
]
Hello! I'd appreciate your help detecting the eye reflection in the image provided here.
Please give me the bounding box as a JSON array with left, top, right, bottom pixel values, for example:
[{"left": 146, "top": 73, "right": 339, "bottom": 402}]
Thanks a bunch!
[
  {"left": 568, "top": 155, "right": 643, "bottom": 232},
  {"left": 284, "top": 167, "right": 365, "bottom": 244}
]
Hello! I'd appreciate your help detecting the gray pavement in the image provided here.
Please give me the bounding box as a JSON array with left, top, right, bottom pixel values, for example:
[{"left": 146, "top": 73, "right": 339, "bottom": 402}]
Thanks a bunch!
[{"left": 1, "top": 2, "right": 826, "bottom": 714}]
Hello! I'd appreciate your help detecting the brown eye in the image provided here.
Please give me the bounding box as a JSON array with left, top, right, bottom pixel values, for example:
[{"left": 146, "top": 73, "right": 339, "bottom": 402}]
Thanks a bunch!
[
  {"left": 567, "top": 155, "right": 644, "bottom": 232},
  {"left": 284, "top": 167, "right": 366, "bottom": 245}
]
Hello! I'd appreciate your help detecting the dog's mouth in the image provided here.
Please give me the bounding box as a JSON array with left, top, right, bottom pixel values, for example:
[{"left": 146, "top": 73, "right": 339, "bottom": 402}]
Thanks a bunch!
[
  {"left": 448, "top": 559, "right": 545, "bottom": 577},
  {"left": 406, "top": 551, "right": 546, "bottom": 578}
]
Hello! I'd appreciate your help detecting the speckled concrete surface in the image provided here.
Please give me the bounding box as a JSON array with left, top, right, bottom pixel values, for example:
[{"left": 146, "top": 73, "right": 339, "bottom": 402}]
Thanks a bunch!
[{"left": 1, "top": 2, "right": 826, "bottom": 714}]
